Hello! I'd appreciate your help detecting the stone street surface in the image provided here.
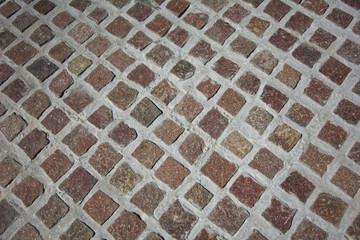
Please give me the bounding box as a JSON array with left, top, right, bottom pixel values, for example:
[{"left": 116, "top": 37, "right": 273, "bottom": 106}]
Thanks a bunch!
[{"left": 0, "top": 0, "right": 360, "bottom": 239}]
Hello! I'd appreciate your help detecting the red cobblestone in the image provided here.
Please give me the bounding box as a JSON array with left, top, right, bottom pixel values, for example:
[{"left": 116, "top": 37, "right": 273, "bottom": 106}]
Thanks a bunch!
[
  {"left": 318, "top": 121, "right": 347, "bottom": 150},
  {"left": 127, "top": 2, "right": 153, "bottom": 21},
  {"left": 185, "top": 183, "right": 213, "bottom": 209},
  {"left": 230, "top": 175, "right": 265, "bottom": 207},
  {"left": 331, "top": 166, "right": 360, "bottom": 197},
  {"left": 199, "top": 108, "right": 228, "bottom": 139},
  {"left": 106, "top": 16, "right": 132, "bottom": 38},
  {"left": 319, "top": 57, "right": 351, "bottom": 85},
  {"left": 36, "top": 194, "right": 69, "bottom": 228},
  {"left": 49, "top": 70, "right": 73, "bottom": 97},
  {"left": 108, "top": 211, "right": 146, "bottom": 240},
  {"left": 88, "top": 8, "right": 108, "bottom": 24},
  {"left": 0, "top": 113, "right": 27, "bottom": 141},
  {"left": 49, "top": 42, "right": 74, "bottom": 63},
  {"left": 108, "top": 122, "right": 137, "bottom": 147},
  {"left": 262, "top": 198, "right": 296, "bottom": 233},
  {"left": 269, "top": 28, "right": 297, "bottom": 52},
  {"left": 5, "top": 41, "right": 37, "bottom": 66},
  {"left": 86, "top": 36, "right": 111, "bottom": 57},
  {"left": 179, "top": 133, "right": 205, "bottom": 164},
  {"left": 263, "top": 0, "right": 291, "bottom": 21},
  {"left": 174, "top": 94, "right": 203, "bottom": 122},
  {"left": 41, "top": 150, "right": 73, "bottom": 182},
  {"left": 146, "top": 44, "right": 174, "bottom": 67},
  {"left": 261, "top": 85, "right": 288, "bottom": 113},
  {"left": 155, "top": 157, "right": 189, "bottom": 189},
  {"left": 183, "top": 12, "right": 209, "bottom": 29},
  {"left": 132, "top": 139, "right": 164, "bottom": 169},
  {"left": 130, "top": 183, "right": 165, "bottom": 215},
  {"left": 11, "top": 223, "right": 41, "bottom": 240},
  {"left": 2, "top": 79, "right": 29, "bottom": 103},
  {"left": 218, "top": 89, "right": 245, "bottom": 116},
  {"left": 286, "top": 103, "right": 314, "bottom": 127},
  {"left": 41, "top": 108, "right": 70, "bottom": 134},
  {"left": 249, "top": 148, "right": 283, "bottom": 179},
  {"left": 0, "top": 157, "right": 21, "bottom": 187},
  {"left": 12, "top": 176, "right": 43, "bottom": 207},
  {"left": 151, "top": 79, "right": 177, "bottom": 105},
  {"left": 348, "top": 142, "right": 360, "bottom": 165},
  {"left": 167, "top": 27, "right": 189, "bottom": 47},
  {"left": 197, "top": 78, "right": 220, "bottom": 99},
  {"left": 128, "top": 31, "right": 152, "bottom": 50},
  {"left": 337, "top": 39, "right": 360, "bottom": 65},
  {"left": 291, "top": 220, "right": 328, "bottom": 240},
  {"left": 212, "top": 57, "right": 239, "bottom": 79},
  {"left": 292, "top": 43, "right": 321, "bottom": 68},
  {"left": 88, "top": 142, "right": 122, "bottom": 175},
  {"left": 0, "top": 199, "right": 19, "bottom": 235},
  {"left": 304, "top": 78, "right": 333, "bottom": 106},
  {"left": 205, "top": 19, "right": 235, "bottom": 45},
  {"left": 68, "top": 23, "right": 93, "bottom": 44},
  {"left": 64, "top": 90, "right": 93, "bottom": 113},
  {"left": 301, "top": 0, "right": 329, "bottom": 15},
  {"left": 18, "top": 129, "right": 49, "bottom": 159},
  {"left": 189, "top": 40, "right": 217, "bottom": 63},
  {"left": 146, "top": 14, "right": 172, "bottom": 36},
  {"left": 223, "top": 3, "right": 250, "bottom": 24},
  {"left": 310, "top": 28, "right": 336, "bottom": 49},
  {"left": 334, "top": 99, "right": 360, "bottom": 125},
  {"left": 87, "top": 105, "right": 113, "bottom": 129},
  {"left": 281, "top": 171, "right": 315, "bottom": 203},
  {"left": 300, "top": 144, "right": 333, "bottom": 176},
  {"left": 84, "top": 64, "right": 114, "bottom": 91},
  {"left": 231, "top": 35, "right": 257, "bottom": 57},
  {"left": 285, "top": 11, "right": 313, "bottom": 34},
  {"left": 127, "top": 64, "right": 155, "bottom": 87},
  {"left": 52, "top": 11, "right": 74, "bottom": 29},
  {"left": 326, "top": 8, "right": 353, "bottom": 29},
  {"left": 166, "top": 0, "right": 190, "bottom": 17},
  {"left": 251, "top": 50, "right": 278, "bottom": 74},
  {"left": 62, "top": 124, "right": 97, "bottom": 156}
]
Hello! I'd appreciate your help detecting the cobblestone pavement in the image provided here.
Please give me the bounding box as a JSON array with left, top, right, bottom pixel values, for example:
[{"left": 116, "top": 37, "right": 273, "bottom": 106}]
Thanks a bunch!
[{"left": 0, "top": 0, "right": 360, "bottom": 239}]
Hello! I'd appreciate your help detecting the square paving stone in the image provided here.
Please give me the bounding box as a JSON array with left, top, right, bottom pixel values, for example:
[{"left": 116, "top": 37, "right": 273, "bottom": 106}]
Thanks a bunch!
[
  {"left": 60, "top": 220, "right": 94, "bottom": 240},
  {"left": 262, "top": 198, "right": 296, "bottom": 233},
  {"left": 196, "top": 78, "right": 220, "bottom": 99},
  {"left": 11, "top": 223, "right": 41, "bottom": 240},
  {"left": 318, "top": 121, "right": 347, "bottom": 150},
  {"left": 49, "top": 41, "right": 74, "bottom": 63},
  {"left": 236, "top": 72, "right": 261, "bottom": 95},
  {"left": 166, "top": 0, "right": 189, "bottom": 17},
  {"left": 18, "top": 129, "right": 49, "bottom": 159},
  {"left": 36, "top": 194, "right": 69, "bottom": 228},
  {"left": 326, "top": 8, "right": 353, "bottom": 28},
  {"left": 212, "top": 57, "right": 239, "bottom": 79},
  {"left": 319, "top": 57, "right": 351, "bottom": 85},
  {"left": 347, "top": 213, "right": 360, "bottom": 239},
  {"left": 209, "top": 197, "right": 249, "bottom": 235},
  {"left": 299, "top": 144, "right": 333, "bottom": 176},
  {"left": 263, "top": 0, "right": 291, "bottom": 21},
  {"left": 179, "top": 133, "right": 205, "bottom": 164},
  {"left": 185, "top": 183, "right": 213, "bottom": 209},
  {"left": 108, "top": 211, "right": 146, "bottom": 240},
  {"left": 110, "top": 163, "right": 142, "bottom": 194},
  {"left": 108, "top": 122, "right": 137, "bottom": 147},
  {"left": 348, "top": 142, "right": 360, "bottom": 165},
  {"left": 132, "top": 139, "right": 164, "bottom": 169},
  {"left": 59, "top": 167, "right": 97, "bottom": 203},
  {"left": 189, "top": 40, "right": 217, "bottom": 64},
  {"left": 107, "top": 49, "right": 135, "bottom": 72},
  {"left": 292, "top": 43, "right": 321, "bottom": 68},
  {"left": 106, "top": 16, "right": 132, "bottom": 38},
  {"left": 269, "top": 28, "right": 297, "bottom": 52},
  {"left": 27, "top": 57, "right": 58, "bottom": 82},
  {"left": 49, "top": 70, "right": 73, "bottom": 97},
  {"left": 217, "top": 89, "right": 245, "bottom": 116},
  {"left": 62, "top": 125, "right": 97, "bottom": 156},
  {"left": 52, "top": 11, "right": 75, "bottom": 29},
  {"left": 304, "top": 78, "right": 333, "bottom": 106},
  {"left": 201, "top": 0, "right": 228, "bottom": 12},
  {"left": 249, "top": 148, "right": 283, "bottom": 179},
  {"left": 285, "top": 11, "right": 313, "bottom": 34},
  {"left": 127, "top": 2, "right": 153, "bottom": 21},
  {"left": 183, "top": 12, "right": 209, "bottom": 29},
  {"left": 310, "top": 28, "right": 336, "bottom": 49},
  {"left": 246, "top": 106, "right": 273, "bottom": 134},
  {"left": 87, "top": 105, "right": 113, "bottom": 129},
  {"left": 22, "top": 90, "right": 50, "bottom": 119},
  {"left": 0, "top": 199, "right": 19, "bottom": 235},
  {"left": 334, "top": 99, "right": 360, "bottom": 125},
  {"left": 199, "top": 108, "right": 228, "bottom": 139},
  {"left": 281, "top": 171, "right": 315, "bottom": 203},
  {"left": 0, "top": 157, "right": 21, "bottom": 187},
  {"left": 194, "top": 228, "right": 225, "bottom": 240},
  {"left": 275, "top": 64, "right": 301, "bottom": 89},
  {"left": 33, "top": 0, "right": 56, "bottom": 15},
  {"left": 159, "top": 200, "right": 197, "bottom": 240},
  {"left": 174, "top": 94, "right": 203, "bottom": 122},
  {"left": 337, "top": 39, "right": 360, "bottom": 65},
  {"left": 0, "top": 29, "right": 16, "bottom": 50},
  {"left": 330, "top": 166, "right": 360, "bottom": 197},
  {"left": 5, "top": 41, "right": 37, "bottom": 66},
  {"left": 70, "top": 0, "right": 91, "bottom": 12},
  {"left": 286, "top": 103, "right": 314, "bottom": 127},
  {"left": 269, "top": 124, "right": 301, "bottom": 152},
  {"left": 64, "top": 89, "right": 93, "bottom": 113},
  {"left": 0, "top": 63, "right": 14, "bottom": 84},
  {"left": 83, "top": 190, "right": 118, "bottom": 225},
  {"left": 204, "top": 19, "right": 235, "bottom": 45},
  {"left": 12, "top": 12, "right": 38, "bottom": 32},
  {"left": 251, "top": 50, "right": 278, "bottom": 74},
  {"left": 2, "top": 79, "right": 29, "bottom": 103},
  {"left": 291, "top": 220, "right": 328, "bottom": 240},
  {"left": 86, "top": 36, "right": 111, "bottom": 57},
  {"left": 41, "top": 108, "right": 69, "bottom": 134},
  {"left": 0, "top": 2, "right": 20, "bottom": 18},
  {"left": 230, "top": 35, "right": 257, "bottom": 57},
  {"left": 230, "top": 175, "right": 265, "bottom": 207},
  {"left": 342, "top": 0, "right": 360, "bottom": 9},
  {"left": 222, "top": 131, "right": 252, "bottom": 159},
  {"left": 201, "top": 151, "right": 237, "bottom": 188},
  {"left": 68, "top": 23, "right": 93, "bottom": 44},
  {"left": 311, "top": 193, "right": 348, "bottom": 226},
  {"left": 246, "top": 17, "right": 270, "bottom": 37},
  {"left": 12, "top": 176, "right": 43, "bottom": 207},
  {"left": 167, "top": 27, "right": 189, "bottom": 47},
  {"left": 40, "top": 150, "right": 73, "bottom": 182},
  {"left": 0, "top": 113, "right": 27, "bottom": 141},
  {"left": 223, "top": 3, "right": 249, "bottom": 24},
  {"left": 130, "top": 97, "right": 162, "bottom": 127},
  {"left": 154, "top": 119, "right": 184, "bottom": 145},
  {"left": 301, "top": 0, "right": 329, "bottom": 15},
  {"left": 155, "top": 157, "right": 189, "bottom": 189},
  {"left": 84, "top": 64, "right": 114, "bottom": 91},
  {"left": 146, "top": 14, "right": 172, "bottom": 36},
  {"left": 88, "top": 7, "right": 108, "bottom": 24},
  {"left": 108, "top": 82, "right": 138, "bottom": 110},
  {"left": 128, "top": 64, "right": 155, "bottom": 87},
  {"left": 146, "top": 44, "right": 174, "bottom": 67},
  {"left": 67, "top": 56, "right": 92, "bottom": 76},
  {"left": 130, "top": 183, "right": 165, "bottom": 215},
  {"left": 171, "top": 60, "right": 195, "bottom": 80},
  {"left": 88, "top": 142, "right": 122, "bottom": 175},
  {"left": 261, "top": 85, "right": 288, "bottom": 112},
  {"left": 30, "top": 24, "right": 54, "bottom": 46},
  {"left": 128, "top": 31, "right": 152, "bottom": 50}
]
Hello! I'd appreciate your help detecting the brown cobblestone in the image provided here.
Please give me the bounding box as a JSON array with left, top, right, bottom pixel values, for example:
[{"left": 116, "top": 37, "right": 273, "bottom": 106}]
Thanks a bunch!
[
  {"left": 261, "top": 85, "right": 288, "bottom": 112},
  {"left": 52, "top": 11, "right": 74, "bottom": 29},
  {"left": 249, "top": 148, "right": 283, "bottom": 179},
  {"left": 179, "top": 133, "right": 204, "bottom": 164},
  {"left": 230, "top": 175, "right": 265, "bottom": 207},
  {"left": 42, "top": 108, "right": 69, "bottom": 134},
  {"left": 132, "top": 140, "right": 164, "bottom": 169},
  {"left": 49, "top": 42, "right": 74, "bottom": 63},
  {"left": 189, "top": 40, "right": 217, "bottom": 63},
  {"left": 68, "top": 23, "right": 93, "bottom": 44},
  {"left": 18, "top": 129, "right": 49, "bottom": 159},
  {"left": 0, "top": 157, "right": 21, "bottom": 187},
  {"left": 319, "top": 57, "right": 351, "bottom": 85},
  {"left": 263, "top": 0, "right": 291, "bottom": 21},
  {"left": 30, "top": 24, "right": 54, "bottom": 46},
  {"left": 174, "top": 94, "right": 203, "bottom": 122},
  {"left": 49, "top": 70, "right": 73, "bottom": 97},
  {"left": 146, "top": 44, "right": 174, "bottom": 67},
  {"left": 318, "top": 121, "right": 347, "bottom": 150},
  {"left": 154, "top": 119, "right": 184, "bottom": 145},
  {"left": 36, "top": 194, "right": 69, "bottom": 228},
  {"left": 185, "top": 183, "right": 213, "bottom": 209},
  {"left": 131, "top": 97, "right": 162, "bottom": 127},
  {"left": 304, "top": 78, "right": 333, "bottom": 106},
  {"left": 262, "top": 198, "right": 296, "bottom": 233},
  {"left": 62, "top": 125, "right": 97, "bottom": 156},
  {"left": 41, "top": 150, "right": 73, "bottom": 182},
  {"left": 292, "top": 43, "right": 321, "bottom": 68},
  {"left": 183, "top": 12, "right": 209, "bottom": 29},
  {"left": 12, "top": 12, "right": 38, "bottom": 32},
  {"left": 12, "top": 176, "right": 43, "bottom": 207},
  {"left": 22, "top": 90, "right": 50, "bottom": 119},
  {"left": 310, "top": 28, "right": 336, "bottom": 49},
  {"left": 281, "top": 171, "right": 315, "bottom": 203},
  {"left": 291, "top": 220, "right": 328, "bottom": 240},
  {"left": 155, "top": 157, "right": 189, "bottom": 189},
  {"left": 86, "top": 36, "right": 111, "bottom": 57},
  {"left": 166, "top": 0, "right": 190, "bottom": 17},
  {"left": 110, "top": 163, "right": 142, "bottom": 193},
  {"left": 106, "top": 16, "right": 132, "bottom": 38},
  {"left": 67, "top": 56, "right": 92, "bottom": 76},
  {"left": 286, "top": 103, "right": 314, "bottom": 127},
  {"left": 0, "top": 199, "right": 19, "bottom": 235},
  {"left": 300, "top": 144, "right": 333, "bottom": 176},
  {"left": 108, "top": 211, "right": 146, "bottom": 240},
  {"left": 251, "top": 50, "right": 278, "bottom": 74},
  {"left": 199, "top": 108, "right": 228, "bottom": 139},
  {"left": 269, "top": 29, "right": 297, "bottom": 52},
  {"left": 0, "top": 63, "right": 14, "bottom": 84},
  {"left": 167, "top": 27, "right": 189, "bottom": 47},
  {"left": 0, "top": 2, "right": 20, "bottom": 18},
  {"left": 275, "top": 64, "right": 301, "bottom": 89},
  {"left": 331, "top": 166, "right": 360, "bottom": 197},
  {"left": 0, "top": 113, "right": 27, "bottom": 141},
  {"left": 269, "top": 124, "right": 301, "bottom": 152},
  {"left": 197, "top": 78, "right": 220, "bottom": 99},
  {"left": 301, "top": 0, "right": 329, "bottom": 15},
  {"left": 88, "top": 142, "right": 122, "bottom": 175},
  {"left": 128, "top": 64, "right": 155, "bottom": 87},
  {"left": 130, "top": 183, "right": 165, "bottom": 215},
  {"left": 223, "top": 3, "right": 249, "bottom": 23},
  {"left": 33, "top": 0, "right": 55, "bottom": 15},
  {"left": 85, "top": 64, "right": 114, "bottom": 91},
  {"left": 337, "top": 39, "right": 360, "bottom": 65},
  {"left": 64, "top": 89, "right": 93, "bottom": 113},
  {"left": 88, "top": 7, "right": 108, "bottom": 24},
  {"left": 205, "top": 19, "right": 235, "bottom": 45},
  {"left": 11, "top": 223, "right": 41, "bottom": 240},
  {"left": 0, "top": 29, "right": 16, "bottom": 50},
  {"left": 247, "top": 230, "right": 267, "bottom": 240},
  {"left": 222, "top": 131, "right": 252, "bottom": 159},
  {"left": 60, "top": 220, "right": 94, "bottom": 240},
  {"left": 146, "top": 14, "right": 172, "bottom": 36},
  {"left": 171, "top": 60, "right": 195, "bottom": 80},
  {"left": 247, "top": 17, "right": 270, "bottom": 37},
  {"left": 326, "top": 8, "right": 353, "bottom": 29},
  {"left": 5, "top": 41, "right": 37, "bottom": 66},
  {"left": 2, "top": 79, "right": 29, "bottom": 103},
  {"left": 128, "top": 31, "right": 152, "bottom": 50},
  {"left": 348, "top": 142, "right": 360, "bottom": 165},
  {"left": 127, "top": 2, "right": 153, "bottom": 21},
  {"left": 347, "top": 213, "right": 360, "bottom": 239},
  {"left": 108, "top": 122, "right": 137, "bottom": 147},
  {"left": 285, "top": 11, "right": 313, "bottom": 34}
]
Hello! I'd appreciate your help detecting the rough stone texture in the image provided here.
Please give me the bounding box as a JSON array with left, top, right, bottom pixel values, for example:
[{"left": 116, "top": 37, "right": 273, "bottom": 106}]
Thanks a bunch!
[
  {"left": 0, "top": 157, "right": 21, "bottom": 187},
  {"left": 247, "top": 230, "right": 267, "bottom": 240},
  {"left": 247, "top": 17, "right": 270, "bottom": 37},
  {"left": 30, "top": 24, "right": 54, "bottom": 46},
  {"left": 275, "top": 64, "right": 301, "bottom": 89},
  {"left": 159, "top": 200, "right": 197, "bottom": 240},
  {"left": 331, "top": 166, "right": 360, "bottom": 197},
  {"left": 223, "top": 3, "right": 249, "bottom": 24},
  {"left": 0, "top": 113, "right": 28, "bottom": 141},
  {"left": 60, "top": 220, "right": 94, "bottom": 240},
  {"left": 155, "top": 157, "right": 190, "bottom": 189},
  {"left": 251, "top": 50, "right": 278, "bottom": 74},
  {"left": 62, "top": 125, "right": 97, "bottom": 156},
  {"left": 310, "top": 28, "right": 336, "bottom": 49},
  {"left": 185, "top": 183, "right": 213, "bottom": 209},
  {"left": 0, "top": 2, "right": 20, "bottom": 18},
  {"left": 107, "top": 49, "right": 135, "bottom": 72},
  {"left": 108, "top": 122, "right": 137, "bottom": 147},
  {"left": 2, "top": 79, "right": 29, "bottom": 103},
  {"left": 269, "top": 28, "right": 297, "bottom": 52},
  {"left": 0, "top": 29, "right": 17, "bottom": 50},
  {"left": 326, "top": 8, "right": 353, "bottom": 29},
  {"left": 183, "top": 12, "right": 209, "bottom": 29},
  {"left": 261, "top": 85, "right": 288, "bottom": 113},
  {"left": 146, "top": 14, "right": 172, "bottom": 36},
  {"left": 33, "top": 0, "right": 56, "bottom": 15},
  {"left": 189, "top": 40, "right": 217, "bottom": 63},
  {"left": 86, "top": 36, "right": 111, "bottom": 57},
  {"left": 347, "top": 213, "right": 360, "bottom": 240},
  {"left": 349, "top": 142, "right": 360, "bottom": 165},
  {"left": 318, "top": 121, "right": 347, "bottom": 150},
  {"left": 230, "top": 175, "right": 265, "bottom": 207},
  {"left": 171, "top": 60, "right": 195, "bottom": 80},
  {"left": 334, "top": 99, "right": 360, "bottom": 125},
  {"left": 11, "top": 223, "right": 41, "bottom": 240},
  {"left": 0, "top": 200, "right": 19, "bottom": 235},
  {"left": 68, "top": 23, "right": 93, "bottom": 44},
  {"left": 204, "top": 19, "right": 235, "bottom": 45},
  {"left": 87, "top": 106, "right": 113, "bottom": 129},
  {"left": 88, "top": 142, "right": 122, "bottom": 175},
  {"left": 64, "top": 90, "right": 93, "bottom": 113},
  {"left": 108, "top": 211, "right": 146, "bottom": 239},
  {"left": 292, "top": 43, "right": 321, "bottom": 68},
  {"left": 209, "top": 197, "right": 249, "bottom": 235},
  {"left": 132, "top": 139, "right": 164, "bottom": 169},
  {"left": 311, "top": 193, "right": 348, "bottom": 226},
  {"left": 166, "top": 0, "right": 190, "bottom": 17},
  {"left": 221, "top": 131, "right": 252, "bottom": 159},
  {"left": 246, "top": 106, "right": 273, "bottom": 134},
  {"left": 36, "top": 194, "right": 69, "bottom": 228},
  {"left": 262, "top": 198, "right": 296, "bottom": 233},
  {"left": 49, "top": 70, "right": 73, "bottom": 97},
  {"left": 263, "top": 0, "right": 291, "bottom": 21},
  {"left": 167, "top": 27, "right": 189, "bottom": 47},
  {"left": 127, "top": 2, "right": 153, "bottom": 21},
  {"left": 301, "top": 0, "right": 329, "bottom": 15},
  {"left": 67, "top": 56, "right": 92, "bottom": 76},
  {"left": 201, "top": 151, "right": 237, "bottom": 188},
  {"left": 12, "top": 12, "right": 38, "bottom": 32},
  {"left": 59, "top": 167, "right": 97, "bottom": 203},
  {"left": 199, "top": 108, "right": 228, "bottom": 139},
  {"left": 179, "top": 133, "right": 205, "bottom": 164},
  {"left": 106, "top": 16, "right": 132, "bottom": 38},
  {"left": 110, "top": 163, "right": 142, "bottom": 193},
  {"left": 146, "top": 44, "right": 174, "bottom": 67},
  {"left": 212, "top": 57, "right": 239, "bottom": 79},
  {"left": 197, "top": 78, "right": 220, "bottom": 99},
  {"left": 337, "top": 39, "right": 360, "bottom": 65},
  {"left": 0, "top": 63, "right": 14, "bottom": 84},
  {"left": 22, "top": 90, "right": 51, "bottom": 119},
  {"left": 88, "top": 7, "right": 108, "bottom": 24},
  {"left": 286, "top": 103, "right": 314, "bottom": 127},
  {"left": 249, "top": 148, "right": 283, "bottom": 179},
  {"left": 18, "top": 129, "right": 49, "bottom": 159},
  {"left": 27, "top": 57, "right": 59, "bottom": 82},
  {"left": 304, "top": 78, "right": 333, "bottom": 106},
  {"left": 236, "top": 72, "right": 261, "bottom": 95},
  {"left": 319, "top": 57, "right": 351, "bottom": 85},
  {"left": 52, "top": 11, "right": 75, "bottom": 29},
  {"left": 194, "top": 228, "right": 225, "bottom": 240},
  {"left": 130, "top": 97, "right": 162, "bottom": 127},
  {"left": 49, "top": 42, "right": 74, "bottom": 63},
  {"left": 285, "top": 11, "right": 313, "bottom": 34},
  {"left": 230, "top": 35, "right": 257, "bottom": 57},
  {"left": 5, "top": 41, "right": 37, "bottom": 66},
  {"left": 83, "top": 190, "right": 118, "bottom": 225},
  {"left": 108, "top": 82, "right": 138, "bottom": 110},
  {"left": 201, "top": 0, "right": 228, "bottom": 12},
  {"left": 40, "top": 150, "right": 73, "bottom": 182},
  {"left": 269, "top": 124, "right": 301, "bottom": 152},
  {"left": 130, "top": 183, "right": 165, "bottom": 215},
  {"left": 281, "top": 171, "right": 315, "bottom": 203},
  {"left": 300, "top": 144, "right": 333, "bottom": 176},
  {"left": 128, "top": 31, "right": 152, "bottom": 50},
  {"left": 291, "top": 220, "right": 328, "bottom": 240},
  {"left": 128, "top": 64, "right": 155, "bottom": 87},
  {"left": 154, "top": 119, "right": 184, "bottom": 145},
  {"left": 84, "top": 64, "right": 114, "bottom": 91},
  {"left": 12, "top": 176, "right": 43, "bottom": 207},
  {"left": 174, "top": 94, "right": 202, "bottom": 122}
]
